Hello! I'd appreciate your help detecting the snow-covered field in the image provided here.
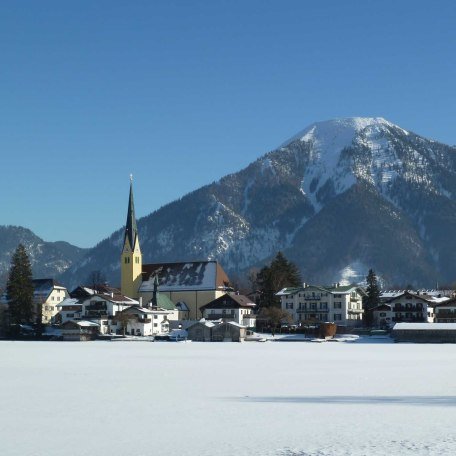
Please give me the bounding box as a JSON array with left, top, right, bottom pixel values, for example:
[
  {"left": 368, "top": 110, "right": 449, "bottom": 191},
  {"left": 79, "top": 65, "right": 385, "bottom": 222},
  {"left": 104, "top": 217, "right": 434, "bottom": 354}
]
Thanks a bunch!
[{"left": 1, "top": 340, "right": 456, "bottom": 456}]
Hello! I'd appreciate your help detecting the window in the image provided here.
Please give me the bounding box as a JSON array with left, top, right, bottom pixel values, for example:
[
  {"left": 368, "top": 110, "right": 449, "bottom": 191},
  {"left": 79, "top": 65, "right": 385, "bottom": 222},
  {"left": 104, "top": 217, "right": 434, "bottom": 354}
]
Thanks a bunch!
[
  {"left": 154, "top": 315, "right": 158, "bottom": 319},
  {"left": 135, "top": 257, "right": 140, "bottom": 264},
  {"left": 334, "top": 314, "right": 342, "bottom": 321},
  {"left": 320, "top": 303, "right": 327, "bottom": 310},
  {"left": 153, "top": 323, "right": 158, "bottom": 327},
  {"left": 334, "top": 302, "right": 342, "bottom": 309},
  {"left": 124, "top": 257, "right": 130, "bottom": 264}
]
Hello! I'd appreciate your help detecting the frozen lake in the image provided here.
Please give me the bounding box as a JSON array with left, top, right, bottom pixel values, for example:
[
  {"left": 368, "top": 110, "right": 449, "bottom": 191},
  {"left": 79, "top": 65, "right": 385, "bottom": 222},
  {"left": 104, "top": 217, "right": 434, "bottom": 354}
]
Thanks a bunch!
[{"left": 1, "top": 340, "right": 456, "bottom": 456}]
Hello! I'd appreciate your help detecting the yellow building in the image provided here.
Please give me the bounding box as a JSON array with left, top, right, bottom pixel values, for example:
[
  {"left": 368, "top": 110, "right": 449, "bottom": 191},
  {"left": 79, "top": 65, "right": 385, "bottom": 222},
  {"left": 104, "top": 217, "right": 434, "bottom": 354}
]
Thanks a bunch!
[
  {"left": 32, "top": 279, "right": 69, "bottom": 324},
  {"left": 120, "top": 179, "right": 232, "bottom": 319},
  {"left": 120, "top": 177, "right": 142, "bottom": 299},
  {"left": 139, "top": 261, "right": 231, "bottom": 320}
]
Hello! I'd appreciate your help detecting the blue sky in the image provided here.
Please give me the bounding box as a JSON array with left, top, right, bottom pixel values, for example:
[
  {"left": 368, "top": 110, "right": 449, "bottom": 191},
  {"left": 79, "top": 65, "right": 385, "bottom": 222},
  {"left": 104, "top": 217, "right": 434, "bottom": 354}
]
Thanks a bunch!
[{"left": 1, "top": 0, "right": 454, "bottom": 247}]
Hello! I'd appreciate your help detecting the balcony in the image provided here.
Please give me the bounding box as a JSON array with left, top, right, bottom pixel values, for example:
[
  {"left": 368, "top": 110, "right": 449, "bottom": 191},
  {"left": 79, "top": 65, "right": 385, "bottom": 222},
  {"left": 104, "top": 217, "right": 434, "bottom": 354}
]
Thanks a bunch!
[
  {"left": 393, "top": 305, "right": 423, "bottom": 312},
  {"left": 297, "top": 308, "right": 328, "bottom": 314},
  {"left": 205, "top": 313, "right": 235, "bottom": 320}
]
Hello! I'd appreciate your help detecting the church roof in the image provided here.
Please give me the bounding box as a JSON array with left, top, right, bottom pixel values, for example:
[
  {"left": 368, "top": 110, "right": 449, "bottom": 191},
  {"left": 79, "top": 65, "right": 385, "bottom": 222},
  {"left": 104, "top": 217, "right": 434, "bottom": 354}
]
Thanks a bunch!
[
  {"left": 124, "top": 179, "right": 139, "bottom": 250},
  {"left": 140, "top": 261, "right": 230, "bottom": 292}
]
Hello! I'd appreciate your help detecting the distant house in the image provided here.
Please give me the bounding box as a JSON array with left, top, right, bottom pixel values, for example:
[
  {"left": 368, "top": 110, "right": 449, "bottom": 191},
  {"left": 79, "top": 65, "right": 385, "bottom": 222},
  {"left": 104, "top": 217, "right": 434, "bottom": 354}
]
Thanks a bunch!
[
  {"left": 372, "top": 304, "right": 394, "bottom": 328},
  {"left": 186, "top": 319, "right": 247, "bottom": 342},
  {"left": 276, "top": 284, "right": 365, "bottom": 327},
  {"left": 187, "top": 320, "right": 215, "bottom": 342},
  {"left": 392, "top": 323, "right": 456, "bottom": 343},
  {"left": 55, "top": 298, "right": 83, "bottom": 323},
  {"left": 382, "top": 291, "right": 435, "bottom": 323},
  {"left": 112, "top": 306, "right": 171, "bottom": 336},
  {"left": 60, "top": 320, "right": 99, "bottom": 341},
  {"left": 433, "top": 298, "right": 456, "bottom": 323},
  {"left": 200, "top": 293, "right": 256, "bottom": 328},
  {"left": 56, "top": 285, "right": 138, "bottom": 334}
]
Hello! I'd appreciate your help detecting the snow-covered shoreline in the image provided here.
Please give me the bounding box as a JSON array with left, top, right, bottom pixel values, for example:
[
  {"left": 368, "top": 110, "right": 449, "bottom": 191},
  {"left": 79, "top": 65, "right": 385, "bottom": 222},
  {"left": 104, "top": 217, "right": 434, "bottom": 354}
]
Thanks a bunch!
[{"left": 1, "top": 341, "right": 455, "bottom": 455}]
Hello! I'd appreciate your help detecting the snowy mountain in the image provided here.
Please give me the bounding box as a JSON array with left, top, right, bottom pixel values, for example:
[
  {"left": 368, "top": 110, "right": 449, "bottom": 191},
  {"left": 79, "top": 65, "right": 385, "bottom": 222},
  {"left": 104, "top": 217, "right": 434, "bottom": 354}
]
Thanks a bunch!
[
  {"left": 60, "top": 117, "right": 456, "bottom": 288},
  {"left": 0, "top": 226, "right": 88, "bottom": 287}
]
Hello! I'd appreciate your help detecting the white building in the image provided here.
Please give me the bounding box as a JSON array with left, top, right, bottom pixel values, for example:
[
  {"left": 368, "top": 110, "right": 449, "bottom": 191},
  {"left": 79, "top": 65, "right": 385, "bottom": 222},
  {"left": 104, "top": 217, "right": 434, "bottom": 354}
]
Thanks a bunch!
[
  {"left": 380, "top": 291, "right": 436, "bottom": 324},
  {"left": 112, "top": 306, "right": 172, "bottom": 336},
  {"left": 276, "top": 284, "right": 365, "bottom": 327},
  {"left": 199, "top": 293, "right": 256, "bottom": 328},
  {"left": 32, "top": 279, "right": 70, "bottom": 324}
]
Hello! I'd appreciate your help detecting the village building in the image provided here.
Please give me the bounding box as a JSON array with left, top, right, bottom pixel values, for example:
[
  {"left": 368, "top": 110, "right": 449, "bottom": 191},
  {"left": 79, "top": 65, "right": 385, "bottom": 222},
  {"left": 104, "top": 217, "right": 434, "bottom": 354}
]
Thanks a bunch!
[
  {"left": 32, "top": 279, "right": 69, "bottom": 324},
  {"left": 186, "top": 319, "right": 247, "bottom": 342},
  {"left": 380, "top": 291, "right": 435, "bottom": 324},
  {"left": 120, "top": 178, "right": 232, "bottom": 320},
  {"left": 60, "top": 320, "right": 100, "bottom": 341},
  {"left": 392, "top": 323, "right": 456, "bottom": 343},
  {"left": 276, "top": 284, "right": 365, "bottom": 327},
  {"left": 433, "top": 298, "right": 456, "bottom": 323},
  {"left": 372, "top": 303, "right": 394, "bottom": 328},
  {"left": 112, "top": 305, "right": 171, "bottom": 336},
  {"left": 199, "top": 293, "right": 256, "bottom": 328}
]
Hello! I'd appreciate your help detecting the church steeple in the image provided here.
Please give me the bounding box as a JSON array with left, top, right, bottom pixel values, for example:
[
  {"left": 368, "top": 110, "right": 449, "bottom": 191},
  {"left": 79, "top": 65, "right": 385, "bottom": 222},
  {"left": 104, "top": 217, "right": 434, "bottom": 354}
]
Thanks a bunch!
[
  {"left": 124, "top": 174, "right": 139, "bottom": 252},
  {"left": 121, "top": 175, "right": 142, "bottom": 298}
]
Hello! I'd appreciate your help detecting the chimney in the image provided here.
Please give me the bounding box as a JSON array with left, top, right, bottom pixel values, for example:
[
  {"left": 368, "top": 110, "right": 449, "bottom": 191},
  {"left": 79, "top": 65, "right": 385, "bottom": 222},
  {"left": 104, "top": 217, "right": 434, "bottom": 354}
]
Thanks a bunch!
[
  {"left": 139, "top": 297, "right": 143, "bottom": 308},
  {"left": 303, "top": 282, "right": 307, "bottom": 288}
]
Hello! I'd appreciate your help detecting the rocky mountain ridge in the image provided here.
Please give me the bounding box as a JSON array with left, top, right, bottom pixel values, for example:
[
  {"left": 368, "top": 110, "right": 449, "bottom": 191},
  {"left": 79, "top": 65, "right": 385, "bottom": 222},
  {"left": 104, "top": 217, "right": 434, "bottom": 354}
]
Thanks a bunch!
[
  {"left": 58, "top": 117, "right": 456, "bottom": 289},
  {"left": 3, "top": 117, "right": 455, "bottom": 289},
  {"left": 0, "top": 225, "right": 88, "bottom": 287}
]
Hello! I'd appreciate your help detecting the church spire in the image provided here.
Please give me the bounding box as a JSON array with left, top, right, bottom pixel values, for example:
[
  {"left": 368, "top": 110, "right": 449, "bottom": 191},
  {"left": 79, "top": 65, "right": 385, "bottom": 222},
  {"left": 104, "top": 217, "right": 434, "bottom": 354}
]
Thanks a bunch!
[
  {"left": 124, "top": 174, "right": 138, "bottom": 251},
  {"left": 121, "top": 175, "right": 142, "bottom": 299}
]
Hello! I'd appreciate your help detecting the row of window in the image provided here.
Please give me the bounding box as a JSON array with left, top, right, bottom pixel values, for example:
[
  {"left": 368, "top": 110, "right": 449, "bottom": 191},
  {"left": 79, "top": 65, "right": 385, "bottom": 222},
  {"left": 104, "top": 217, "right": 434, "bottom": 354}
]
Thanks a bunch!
[
  {"left": 124, "top": 256, "right": 141, "bottom": 264},
  {"left": 286, "top": 302, "right": 343, "bottom": 310}
]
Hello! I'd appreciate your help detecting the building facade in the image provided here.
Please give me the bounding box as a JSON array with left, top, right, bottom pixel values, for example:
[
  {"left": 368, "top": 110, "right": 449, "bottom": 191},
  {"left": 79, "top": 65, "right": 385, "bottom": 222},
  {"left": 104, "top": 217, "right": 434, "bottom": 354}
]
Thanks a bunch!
[{"left": 277, "top": 284, "right": 365, "bottom": 327}]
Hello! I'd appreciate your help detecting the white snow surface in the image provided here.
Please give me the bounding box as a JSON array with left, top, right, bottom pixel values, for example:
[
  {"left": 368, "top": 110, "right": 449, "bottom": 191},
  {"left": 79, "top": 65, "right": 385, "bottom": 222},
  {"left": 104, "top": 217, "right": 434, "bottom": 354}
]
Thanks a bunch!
[{"left": 1, "top": 341, "right": 456, "bottom": 456}]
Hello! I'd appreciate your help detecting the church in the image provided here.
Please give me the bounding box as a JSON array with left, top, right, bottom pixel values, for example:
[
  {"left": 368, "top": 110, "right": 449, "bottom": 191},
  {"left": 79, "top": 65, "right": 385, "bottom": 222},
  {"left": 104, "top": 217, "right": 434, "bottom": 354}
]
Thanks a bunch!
[{"left": 120, "top": 178, "right": 232, "bottom": 320}]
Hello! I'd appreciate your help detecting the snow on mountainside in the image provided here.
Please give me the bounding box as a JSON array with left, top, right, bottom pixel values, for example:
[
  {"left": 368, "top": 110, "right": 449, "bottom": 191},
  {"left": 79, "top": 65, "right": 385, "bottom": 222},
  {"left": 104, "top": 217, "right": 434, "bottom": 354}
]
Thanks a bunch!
[
  {"left": 60, "top": 117, "right": 456, "bottom": 289},
  {"left": 0, "top": 226, "right": 88, "bottom": 287}
]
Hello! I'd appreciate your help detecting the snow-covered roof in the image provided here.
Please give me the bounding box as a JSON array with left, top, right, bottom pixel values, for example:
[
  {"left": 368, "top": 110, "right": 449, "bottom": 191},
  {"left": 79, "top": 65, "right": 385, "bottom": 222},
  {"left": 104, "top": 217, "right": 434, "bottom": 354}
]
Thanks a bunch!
[
  {"left": 227, "top": 321, "right": 247, "bottom": 329},
  {"left": 200, "top": 293, "right": 256, "bottom": 310},
  {"left": 140, "top": 261, "right": 230, "bottom": 292},
  {"left": 393, "top": 323, "right": 456, "bottom": 331},
  {"left": 57, "top": 298, "right": 80, "bottom": 308}
]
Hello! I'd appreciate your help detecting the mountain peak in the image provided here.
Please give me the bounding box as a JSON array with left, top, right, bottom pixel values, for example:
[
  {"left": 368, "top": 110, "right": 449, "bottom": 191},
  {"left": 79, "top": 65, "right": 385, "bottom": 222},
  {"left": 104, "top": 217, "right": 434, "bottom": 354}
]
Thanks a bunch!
[{"left": 282, "top": 117, "right": 397, "bottom": 149}]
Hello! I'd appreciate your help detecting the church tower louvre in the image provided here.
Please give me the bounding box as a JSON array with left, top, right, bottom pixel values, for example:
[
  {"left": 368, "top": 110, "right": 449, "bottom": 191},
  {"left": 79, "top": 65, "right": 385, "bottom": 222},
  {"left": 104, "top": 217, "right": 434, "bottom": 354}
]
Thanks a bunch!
[{"left": 120, "top": 176, "right": 142, "bottom": 299}]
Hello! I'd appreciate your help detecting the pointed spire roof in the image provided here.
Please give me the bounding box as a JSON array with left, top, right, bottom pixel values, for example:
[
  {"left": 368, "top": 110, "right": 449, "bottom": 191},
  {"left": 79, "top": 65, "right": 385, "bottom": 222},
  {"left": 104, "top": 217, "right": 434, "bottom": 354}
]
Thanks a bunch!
[{"left": 124, "top": 175, "right": 139, "bottom": 250}]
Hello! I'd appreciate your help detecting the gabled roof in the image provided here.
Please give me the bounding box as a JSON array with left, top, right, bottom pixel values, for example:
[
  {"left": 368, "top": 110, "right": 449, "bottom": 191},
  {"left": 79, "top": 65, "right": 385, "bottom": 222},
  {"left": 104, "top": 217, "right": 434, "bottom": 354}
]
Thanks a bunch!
[
  {"left": 70, "top": 285, "right": 137, "bottom": 305},
  {"left": 200, "top": 293, "right": 256, "bottom": 311},
  {"left": 140, "top": 261, "right": 230, "bottom": 292},
  {"left": 277, "top": 284, "right": 364, "bottom": 297},
  {"left": 434, "top": 297, "right": 456, "bottom": 308},
  {"left": 33, "top": 278, "right": 66, "bottom": 298},
  {"left": 372, "top": 304, "right": 392, "bottom": 311},
  {"left": 56, "top": 298, "right": 81, "bottom": 308},
  {"left": 384, "top": 291, "right": 433, "bottom": 304}
]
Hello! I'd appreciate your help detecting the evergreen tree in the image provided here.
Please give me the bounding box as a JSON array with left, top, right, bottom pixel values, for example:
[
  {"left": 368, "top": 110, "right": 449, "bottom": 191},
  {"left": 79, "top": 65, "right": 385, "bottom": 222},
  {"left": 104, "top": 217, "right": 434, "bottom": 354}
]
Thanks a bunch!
[
  {"left": 363, "top": 268, "right": 380, "bottom": 327},
  {"left": 256, "top": 252, "right": 301, "bottom": 308},
  {"left": 6, "top": 244, "right": 34, "bottom": 325}
]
